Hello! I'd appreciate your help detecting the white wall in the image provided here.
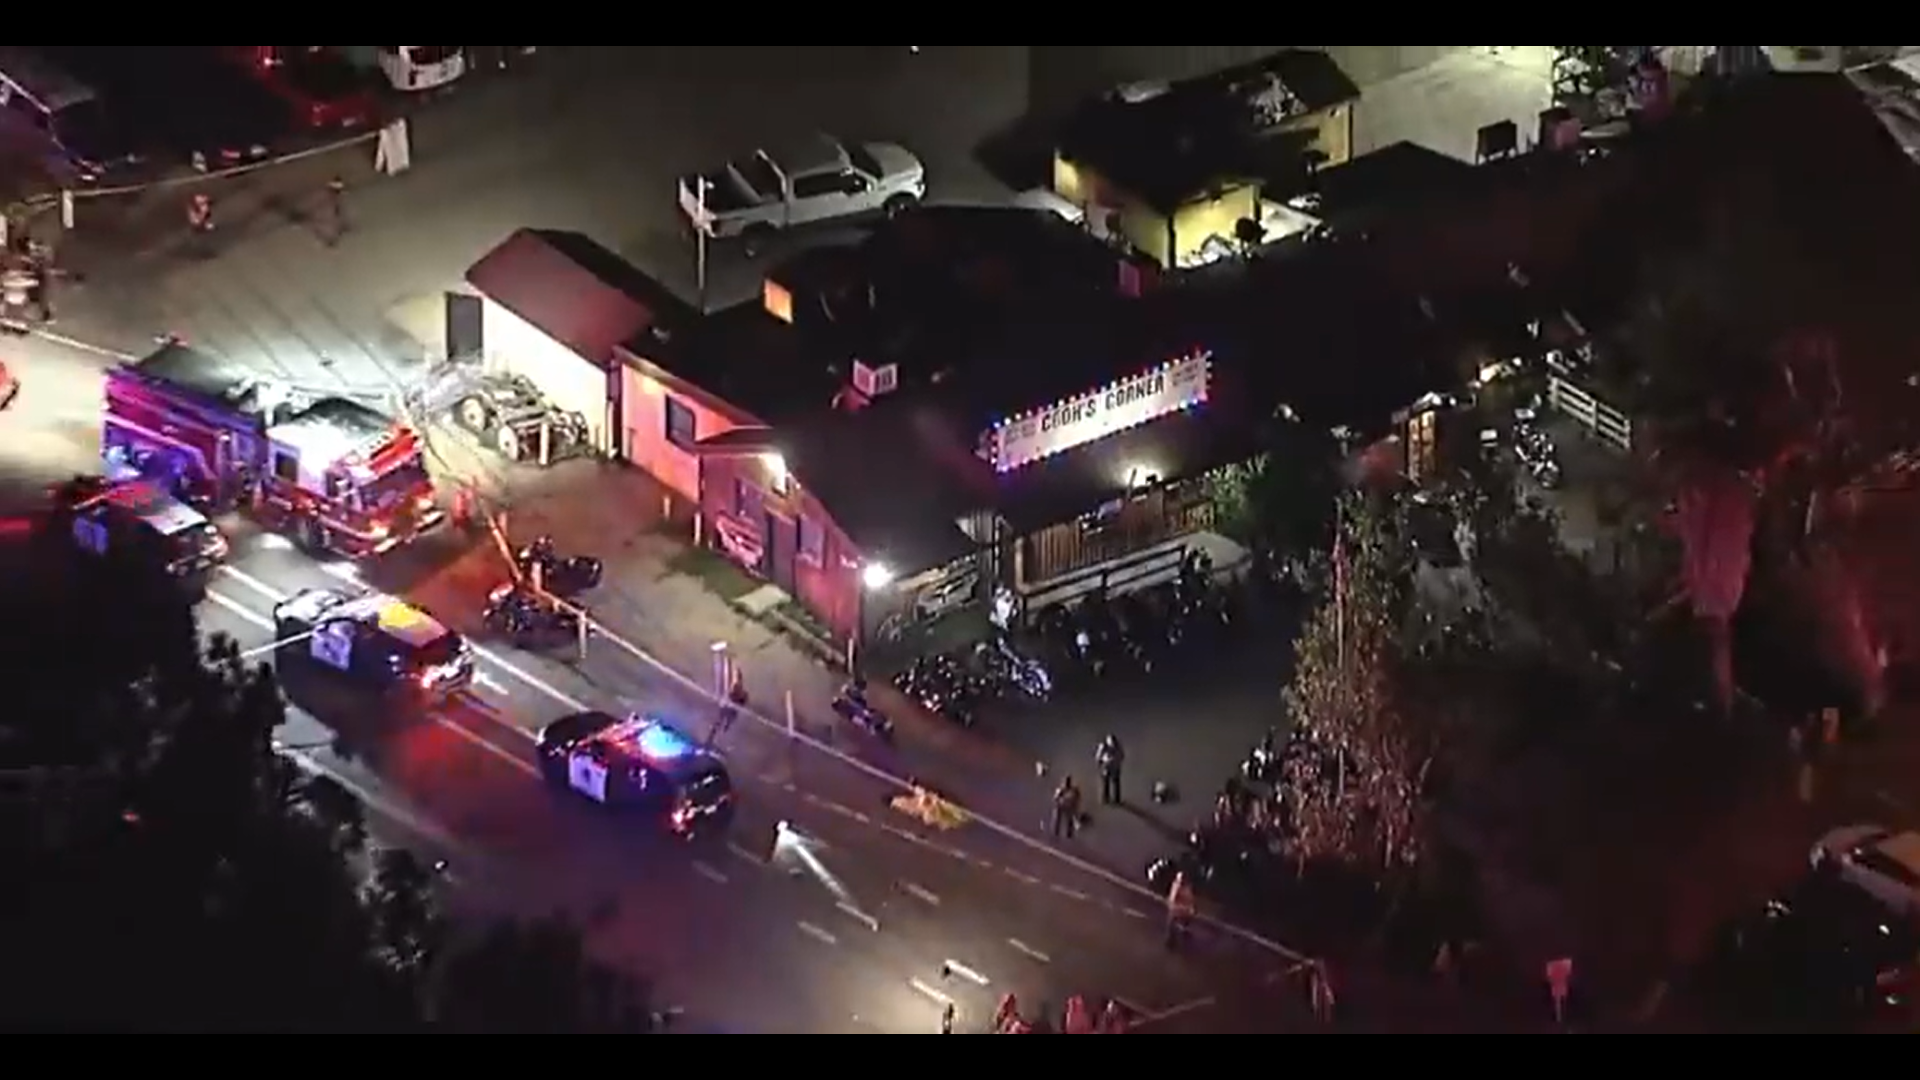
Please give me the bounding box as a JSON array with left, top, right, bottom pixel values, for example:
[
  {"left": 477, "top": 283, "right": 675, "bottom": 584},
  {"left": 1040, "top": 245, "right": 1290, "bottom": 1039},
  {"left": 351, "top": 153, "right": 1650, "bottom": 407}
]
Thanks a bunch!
[{"left": 482, "top": 301, "right": 611, "bottom": 453}]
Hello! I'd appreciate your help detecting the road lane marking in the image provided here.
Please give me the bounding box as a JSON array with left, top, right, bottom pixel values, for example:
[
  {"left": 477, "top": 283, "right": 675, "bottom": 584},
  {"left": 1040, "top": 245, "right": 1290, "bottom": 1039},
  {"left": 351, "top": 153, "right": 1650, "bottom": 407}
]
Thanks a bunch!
[
  {"left": 836, "top": 902, "right": 879, "bottom": 932},
  {"left": 908, "top": 978, "right": 953, "bottom": 1006},
  {"left": 1138, "top": 996, "right": 1216, "bottom": 1027},
  {"left": 796, "top": 920, "right": 838, "bottom": 946},
  {"left": 1006, "top": 938, "right": 1050, "bottom": 964},
  {"left": 942, "top": 959, "right": 989, "bottom": 986},
  {"left": 726, "top": 840, "right": 767, "bottom": 866},
  {"left": 1004, "top": 869, "right": 1040, "bottom": 886},
  {"left": 691, "top": 860, "right": 729, "bottom": 885},
  {"left": 218, "top": 565, "right": 585, "bottom": 717},
  {"left": 900, "top": 881, "right": 940, "bottom": 906},
  {"left": 207, "top": 588, "right": 270, "bottom": 630},
  {"left": 207, "top": 585, "right": 536, "bottom": 777},
  {"left": 31, "top": 328, "right": 136, "bottom": 360},
  {"left": 1049, "top": 884, "right": 1091, "bottom": 901},
  {"left": 223, "top": 552, "right": 1311, "bottom": 965},
  {"left": 1113, "top": 996, "right": 1150, "bottom": 1019},
  {"left": 1122, "top": 908, "right": 1151, "bottom": 920}
]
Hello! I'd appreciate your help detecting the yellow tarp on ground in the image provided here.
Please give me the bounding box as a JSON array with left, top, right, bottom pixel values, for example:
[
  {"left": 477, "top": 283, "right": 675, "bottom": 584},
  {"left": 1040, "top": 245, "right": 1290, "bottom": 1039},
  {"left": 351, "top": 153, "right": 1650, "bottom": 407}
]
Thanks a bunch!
[{"left": 890, "top": 786, "right": 971, "bottom": 830}]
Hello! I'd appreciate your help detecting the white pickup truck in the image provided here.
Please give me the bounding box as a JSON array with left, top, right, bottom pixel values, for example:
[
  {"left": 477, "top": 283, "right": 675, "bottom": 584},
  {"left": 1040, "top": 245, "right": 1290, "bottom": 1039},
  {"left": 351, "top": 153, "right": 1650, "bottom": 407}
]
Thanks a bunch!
[{"left": 678, "top": 133, "right": 926, "bottom": 253}]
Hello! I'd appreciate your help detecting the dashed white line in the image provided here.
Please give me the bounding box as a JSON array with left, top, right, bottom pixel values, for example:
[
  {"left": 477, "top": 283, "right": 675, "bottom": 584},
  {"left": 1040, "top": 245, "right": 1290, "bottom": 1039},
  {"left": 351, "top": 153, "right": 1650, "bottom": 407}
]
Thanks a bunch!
[
  {"left": 908, "top": 978, "right": 953, "bottom": 1005},
  {"left": 691, "top": 860, "right": 729, "bottom": 885},
  {"left": 943, "top": 959, "right": 989, "bottom": 986},
  {"left": 1048, "top": 884, "right": 1091, "bottom": 902},
  {"left": 1006, "top": 938, "right": 1051, "bottom": 964},
  {"left": 726, "top": 840, "right": 766, "bottom": 866},
  {"left": 796, "top": 920, "right": 839, "bottom": 946},
  {"left": 1140, "top": 996, "right": 1216, "bottom": 1025},
  {"left": 1113, "top": 996, "right": 1150, "bottom": 1018},
  {"left": 836, "top": 902, "right": 879, "bottom": 932},
  {"left": 900, "top": 881, "right": 940, "bottom": 906},
  {"left": 1004, "top": 870, "right": 1040, "bottom": 886}
]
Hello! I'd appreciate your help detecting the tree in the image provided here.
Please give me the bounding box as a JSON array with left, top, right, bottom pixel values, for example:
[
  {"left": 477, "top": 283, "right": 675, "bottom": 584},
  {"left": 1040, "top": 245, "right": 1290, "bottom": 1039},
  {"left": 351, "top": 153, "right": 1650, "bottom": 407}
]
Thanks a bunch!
[
  {"left": 1, "top": 522, "right": 654, "bottom": 1032},
  {"left": 435, "top": 915, "right": 657, "bottom": 1033},
  {"left": 1281, "top": 491, "right": 1436, "bottom": 875},
  {"left": 1207, "top": 416, "right": 1342, "bottom": 555}
]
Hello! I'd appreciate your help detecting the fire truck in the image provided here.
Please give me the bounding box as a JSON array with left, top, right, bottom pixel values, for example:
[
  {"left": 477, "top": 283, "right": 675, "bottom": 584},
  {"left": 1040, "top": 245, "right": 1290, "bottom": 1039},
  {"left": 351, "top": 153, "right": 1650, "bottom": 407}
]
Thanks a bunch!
[{"left": 102, "top": 341, "right": 444, "bottom": 558}]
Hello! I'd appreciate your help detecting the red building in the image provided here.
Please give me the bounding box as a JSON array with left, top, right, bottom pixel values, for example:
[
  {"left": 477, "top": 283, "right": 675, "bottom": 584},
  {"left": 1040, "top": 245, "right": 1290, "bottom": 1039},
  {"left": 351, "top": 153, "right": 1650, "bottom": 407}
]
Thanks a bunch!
[{"left": 465, "top": 208, "right": 1456, "bottom": 655}]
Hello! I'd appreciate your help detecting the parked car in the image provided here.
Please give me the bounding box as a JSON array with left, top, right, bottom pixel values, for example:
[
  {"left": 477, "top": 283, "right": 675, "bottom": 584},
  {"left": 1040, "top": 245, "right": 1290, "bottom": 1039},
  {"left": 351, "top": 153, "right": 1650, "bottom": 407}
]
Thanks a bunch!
[
  {"left": 38, "top": 47, "right": 286, "bottom": 171},
  {"left": 678, "top": 132, "right": 924, "bottom": 254},
  {"left": 1813, "top": 823, "right": 1920, "bottom": 918},
  {"left": 228, "top": 46, "right": 377, "bottom": 131}
]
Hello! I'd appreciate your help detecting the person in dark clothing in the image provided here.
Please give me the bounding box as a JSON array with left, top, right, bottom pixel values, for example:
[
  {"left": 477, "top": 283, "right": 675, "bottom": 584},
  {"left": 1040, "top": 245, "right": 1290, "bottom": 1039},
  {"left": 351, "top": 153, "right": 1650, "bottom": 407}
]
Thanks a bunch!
[
  {"left": 1050, "top": 775, "right": 1081, "bottom": 838},
  {"left": 325, "top": 175, "right": 347, "bottom": 245},
  {"left": 1096, "top": 734, "right": 1124, "bottom": 804}
]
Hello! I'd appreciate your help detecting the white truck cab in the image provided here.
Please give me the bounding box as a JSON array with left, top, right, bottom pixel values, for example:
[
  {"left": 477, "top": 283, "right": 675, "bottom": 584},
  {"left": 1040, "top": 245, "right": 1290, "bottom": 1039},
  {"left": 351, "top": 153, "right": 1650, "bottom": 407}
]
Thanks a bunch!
[{"left": 679, "top": 132, "right": 925, "bottom": 252}]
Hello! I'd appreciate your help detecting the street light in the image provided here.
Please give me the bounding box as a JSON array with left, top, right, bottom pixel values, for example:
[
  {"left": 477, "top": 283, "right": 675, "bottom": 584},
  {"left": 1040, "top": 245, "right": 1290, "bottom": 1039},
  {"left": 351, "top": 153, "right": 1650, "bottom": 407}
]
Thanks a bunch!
[{"left": 860, "top": 561, "right": 895, "bottom": 591}]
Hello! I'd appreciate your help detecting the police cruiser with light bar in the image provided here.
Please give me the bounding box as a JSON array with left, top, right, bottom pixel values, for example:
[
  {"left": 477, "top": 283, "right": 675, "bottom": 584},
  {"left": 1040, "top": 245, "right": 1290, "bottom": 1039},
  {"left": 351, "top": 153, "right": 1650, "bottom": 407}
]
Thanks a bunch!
[
  {"left": 538, "top": 712, "right": 735, "bottom": 836},
  {"left": 272, "top": 587, "right": 474, "bottom": 700}
]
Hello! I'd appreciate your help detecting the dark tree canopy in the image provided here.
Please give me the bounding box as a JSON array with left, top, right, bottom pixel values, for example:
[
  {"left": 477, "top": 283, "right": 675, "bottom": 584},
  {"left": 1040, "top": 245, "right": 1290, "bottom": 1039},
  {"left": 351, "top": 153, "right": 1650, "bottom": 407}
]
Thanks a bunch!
[{"left": 0, "top": 523, "right": 652, "bottom": 1032}]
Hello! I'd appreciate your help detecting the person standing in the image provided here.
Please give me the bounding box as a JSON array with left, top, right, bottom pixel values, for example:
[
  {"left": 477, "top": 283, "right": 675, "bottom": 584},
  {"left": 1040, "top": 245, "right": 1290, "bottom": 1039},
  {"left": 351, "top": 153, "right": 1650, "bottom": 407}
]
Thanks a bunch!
[
  {"left": 1050, "top": 775, "right": 1082, "bottom": 838},
  {"left": 1096, "top": 734, "right": 1125, "bottom": 804},
  {"left": 711, "top": 666, "right": 748, "bottom": 745},
  {"left": 325, "top": 175, "right": 348, "bottom": 245},
  {"left": 1165, "top": 870, "right": 1196, "bottom": 948}
]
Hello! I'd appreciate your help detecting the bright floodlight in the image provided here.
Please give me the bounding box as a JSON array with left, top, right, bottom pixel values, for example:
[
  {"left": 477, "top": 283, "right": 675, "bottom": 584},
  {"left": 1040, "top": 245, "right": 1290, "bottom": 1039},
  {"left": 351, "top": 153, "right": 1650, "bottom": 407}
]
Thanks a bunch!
[{"left": 861, "top": 562, "right": 895, "bottom": 591}]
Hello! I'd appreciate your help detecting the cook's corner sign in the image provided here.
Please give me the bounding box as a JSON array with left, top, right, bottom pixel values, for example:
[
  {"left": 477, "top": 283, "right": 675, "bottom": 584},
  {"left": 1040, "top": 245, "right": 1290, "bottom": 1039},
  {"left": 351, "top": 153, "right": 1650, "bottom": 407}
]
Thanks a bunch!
[{"left": 992, "top": 349, "right": 1211, "bottom": 472}]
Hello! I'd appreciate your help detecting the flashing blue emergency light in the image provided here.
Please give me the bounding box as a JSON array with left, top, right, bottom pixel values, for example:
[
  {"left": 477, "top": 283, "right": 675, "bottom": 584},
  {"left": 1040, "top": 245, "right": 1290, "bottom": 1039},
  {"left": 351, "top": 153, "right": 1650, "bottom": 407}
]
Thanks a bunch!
[{"left": 629, "top": 720, "right": 700, "bottom": 762}]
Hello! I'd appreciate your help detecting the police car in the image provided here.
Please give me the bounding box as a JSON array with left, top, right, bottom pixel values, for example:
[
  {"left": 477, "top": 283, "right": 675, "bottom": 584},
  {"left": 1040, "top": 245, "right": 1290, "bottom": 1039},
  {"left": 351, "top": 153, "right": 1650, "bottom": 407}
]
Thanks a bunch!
[
  {"left": 272, "top": 587, "right": 474, "bottom": 699},
  {"left": 537, "top": 712, "right": 735, "bottom": 835},
  {"left": 68, "top": 479, "right": 228, "bottom": 577}
]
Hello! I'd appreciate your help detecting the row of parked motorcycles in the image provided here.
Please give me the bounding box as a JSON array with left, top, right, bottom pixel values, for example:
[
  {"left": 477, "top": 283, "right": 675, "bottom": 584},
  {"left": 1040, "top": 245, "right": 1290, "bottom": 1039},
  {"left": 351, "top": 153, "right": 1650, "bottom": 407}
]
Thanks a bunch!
[
  {"left": 1032, "top": 553, "right": 1239, "bottom": 685},
  {"left": 482, "top": 535, "right": 604, "bottom": 646},
  {"left": 889, "top": 552, "right": 1254, "bottom": 729},
  {"left": 1146, "top": 727, "right": 1346, "bottom": 902}
]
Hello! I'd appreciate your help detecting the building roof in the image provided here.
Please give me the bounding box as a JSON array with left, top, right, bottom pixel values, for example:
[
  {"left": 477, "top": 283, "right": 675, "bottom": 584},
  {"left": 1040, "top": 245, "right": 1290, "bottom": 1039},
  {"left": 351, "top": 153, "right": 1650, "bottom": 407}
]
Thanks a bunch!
[
  {"left": 772, "top": 400, "right": 983, "bottom": 576},
  {"left": 1283, "top": 141, "right": 1477, "bottom": 229},
  {"left": 1057, "top": 48, "right": 1356, "bottom": 213},
  {"left": 767, "top": 206, "right": 1186, "bottom": 429},
  {"left": 629, "top": 300, "right": 844, "bottom": 425},
  {"left": 466, "top": 228, "right": 690, "bottom": 370}
]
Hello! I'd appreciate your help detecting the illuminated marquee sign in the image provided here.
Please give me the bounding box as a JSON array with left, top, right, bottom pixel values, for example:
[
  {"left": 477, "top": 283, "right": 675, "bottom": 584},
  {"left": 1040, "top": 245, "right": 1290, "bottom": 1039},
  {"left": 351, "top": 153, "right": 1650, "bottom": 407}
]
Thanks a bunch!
[{"left": 989, "top": 350, "right": 1211, "bottom": 473}]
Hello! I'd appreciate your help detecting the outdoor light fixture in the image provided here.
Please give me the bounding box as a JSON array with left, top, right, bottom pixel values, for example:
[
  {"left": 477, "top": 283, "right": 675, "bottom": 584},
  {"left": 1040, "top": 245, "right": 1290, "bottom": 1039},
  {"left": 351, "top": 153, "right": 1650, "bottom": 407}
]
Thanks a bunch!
[
  {"left": 861, "top": 562, "right": 895, "bottom": 591},
  {"left": 760, "top": 451, "right": 789, "bottom": 494}
]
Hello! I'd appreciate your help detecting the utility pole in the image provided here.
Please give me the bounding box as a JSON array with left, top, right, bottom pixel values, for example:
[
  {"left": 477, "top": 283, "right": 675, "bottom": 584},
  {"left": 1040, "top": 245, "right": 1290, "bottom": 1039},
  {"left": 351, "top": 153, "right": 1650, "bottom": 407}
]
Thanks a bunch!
[{"left": 694, "top": 175, "right": 710, "bottom": 314}]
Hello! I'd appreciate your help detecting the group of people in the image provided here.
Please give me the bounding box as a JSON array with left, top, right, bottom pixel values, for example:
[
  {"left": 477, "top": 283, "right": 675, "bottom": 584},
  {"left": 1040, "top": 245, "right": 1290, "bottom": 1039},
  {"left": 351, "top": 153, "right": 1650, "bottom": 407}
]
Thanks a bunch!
[
  {"left": 987, "top": 993, "right": 1131, "bottom": 1033},
  {"left": 1047, "top": 734, "right": 1128, "bottom": 839}
]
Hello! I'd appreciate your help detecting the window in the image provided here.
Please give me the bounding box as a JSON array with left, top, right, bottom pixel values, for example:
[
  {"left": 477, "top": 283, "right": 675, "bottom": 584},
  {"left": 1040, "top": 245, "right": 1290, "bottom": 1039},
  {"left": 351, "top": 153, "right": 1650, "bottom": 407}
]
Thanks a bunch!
[
  {"left": 732, "top": 478, "right": 751, "bottom": 516},
  {"left": 793, "top": 171, "right": 864, "bottom": 199},
  {"left": 272, "top": 453, "right": 298, "bottom": 482},
  {"left": 798, "top": 515, "right": 825, "bottom": 565},
  {"left": 665, "top": 395, "right": 697, "bottom": 447}
]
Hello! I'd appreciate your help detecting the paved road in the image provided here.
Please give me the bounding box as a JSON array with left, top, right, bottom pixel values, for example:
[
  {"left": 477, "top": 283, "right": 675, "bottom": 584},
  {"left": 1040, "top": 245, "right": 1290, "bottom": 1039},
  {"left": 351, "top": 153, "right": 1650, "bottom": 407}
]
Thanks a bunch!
[
  {"left": 198, "top": 522, "right": 1296, "bottom": 1032},
  {"left": 41, "top": 46, "right": 1027, "bottom": 394}
]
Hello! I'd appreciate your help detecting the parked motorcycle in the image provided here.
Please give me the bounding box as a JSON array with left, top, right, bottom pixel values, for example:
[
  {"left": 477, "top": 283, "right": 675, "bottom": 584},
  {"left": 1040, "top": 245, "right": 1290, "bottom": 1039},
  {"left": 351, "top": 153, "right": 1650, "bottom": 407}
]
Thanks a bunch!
[
  {"left": 831, "top": 679, "right": 894, "bottom": 740},
  {"left": 483, "top": 581, "right": 580, "bottom": 646},
  {"left": 891, "top": 653, "right": 982, "bottom": 727},
  {"left": 975, "top": 635, "right": 1053, "bottom": 701},
  {"left": 516, "top": 534, "right": 603, "bottom": 597}
]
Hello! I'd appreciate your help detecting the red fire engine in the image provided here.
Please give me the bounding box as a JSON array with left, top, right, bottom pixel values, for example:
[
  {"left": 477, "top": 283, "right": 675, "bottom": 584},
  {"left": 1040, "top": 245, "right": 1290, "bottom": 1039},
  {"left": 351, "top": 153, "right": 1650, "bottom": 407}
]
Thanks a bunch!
[{"left": 103, "top": 340, "right": 443, "bottom": 558}]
